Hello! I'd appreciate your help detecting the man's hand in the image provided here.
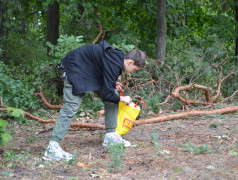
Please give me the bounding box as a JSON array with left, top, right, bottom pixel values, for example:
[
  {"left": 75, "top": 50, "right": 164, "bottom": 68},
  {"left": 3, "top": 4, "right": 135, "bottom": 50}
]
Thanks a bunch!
[
  {"left": 116, "top": 82, "right": 123, "bottom": 91},
  {"left": 120, "top": 96, "right": 132, "bottom": 105}
]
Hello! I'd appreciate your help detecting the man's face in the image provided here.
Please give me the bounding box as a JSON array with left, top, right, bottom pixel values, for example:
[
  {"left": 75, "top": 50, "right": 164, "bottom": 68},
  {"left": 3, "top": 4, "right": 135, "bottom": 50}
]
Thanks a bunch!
[{"left": 124, "top": 59, "right": 142, "bottom": 74}]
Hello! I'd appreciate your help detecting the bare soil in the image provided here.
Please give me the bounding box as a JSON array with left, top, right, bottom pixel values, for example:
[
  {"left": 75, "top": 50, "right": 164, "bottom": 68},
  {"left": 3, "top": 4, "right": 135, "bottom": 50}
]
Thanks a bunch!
[{"left": 1, "top": 110, "right": 238, "bottom": 180}]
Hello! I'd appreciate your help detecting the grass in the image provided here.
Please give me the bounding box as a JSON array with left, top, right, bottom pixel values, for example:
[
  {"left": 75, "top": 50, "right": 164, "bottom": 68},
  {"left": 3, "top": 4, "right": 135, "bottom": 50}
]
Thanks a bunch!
[{"left": 180, "top": 143, "right": 215, "bottom": 155}]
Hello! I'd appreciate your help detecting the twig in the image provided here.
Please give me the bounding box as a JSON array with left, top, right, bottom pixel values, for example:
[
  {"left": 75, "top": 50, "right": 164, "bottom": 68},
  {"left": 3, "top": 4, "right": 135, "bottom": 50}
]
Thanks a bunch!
[{"left": 221, "top": 90, "right": 238, "bottom": 103}]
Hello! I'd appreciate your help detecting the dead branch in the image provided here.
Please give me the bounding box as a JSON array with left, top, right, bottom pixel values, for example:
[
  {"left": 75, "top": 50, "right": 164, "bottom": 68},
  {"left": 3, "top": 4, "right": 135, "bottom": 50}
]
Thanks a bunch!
[
  {"left": 171, "top": 84, "right": 212, "bottom": 105},
  {"left": 158, "top": 95, "right": 172, "bottom": 105},
  {"left": 221, "top": 90, "right": 238, "bottom": 103},
  {"left": 0, "top": 107, "right": 105, "bottom": 130},
  {"left": 33, "top": 86, "right": 62, "bottom": 109},
  {"left": 92, "top": 24, "right": 112, "bottom": 44},
  {"left": 92, "top": 25, "right": 103, "bottom": 44},
  {"left": 1, "top": 96, "right": 238, "bottom": 130},
  {"left": 170, "top": 69, "right": 234, "bottom": 105},
  {"left": 210, "top": 71, "right": 234, "bottom": 102},
  {"left": 134, "top": 106, "right": 238, "bottom": 126}
]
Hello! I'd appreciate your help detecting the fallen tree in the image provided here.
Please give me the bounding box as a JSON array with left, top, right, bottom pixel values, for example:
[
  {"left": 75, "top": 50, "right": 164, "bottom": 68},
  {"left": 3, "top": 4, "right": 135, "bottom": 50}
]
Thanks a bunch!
[
  {"left": 134, "top": 106, "right": 238, "bottom": 126},
  {"left": 1, "top": 98, "right": 237, "bottom": 130}
]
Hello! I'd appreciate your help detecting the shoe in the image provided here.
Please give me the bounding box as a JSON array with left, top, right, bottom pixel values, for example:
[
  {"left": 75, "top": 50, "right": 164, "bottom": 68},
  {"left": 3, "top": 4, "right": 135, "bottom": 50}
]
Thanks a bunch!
[
  {"left": 102, "top": 132, "right": 131, "bottom": 147},
  {"left": 42, "top": 141, "right": 74, "bottom": 161}
]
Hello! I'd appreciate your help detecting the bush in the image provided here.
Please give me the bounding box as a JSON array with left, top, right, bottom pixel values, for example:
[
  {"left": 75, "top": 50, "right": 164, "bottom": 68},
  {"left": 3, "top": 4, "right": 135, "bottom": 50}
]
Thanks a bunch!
[{"left": 0, "top": 119, "right": 12, "bottom": 147}]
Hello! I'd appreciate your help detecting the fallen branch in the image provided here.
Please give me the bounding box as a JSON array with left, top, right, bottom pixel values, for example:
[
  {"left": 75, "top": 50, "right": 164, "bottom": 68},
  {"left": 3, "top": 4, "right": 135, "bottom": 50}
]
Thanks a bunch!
[
  {"left": 134, "top": 106, "right": 238, "bottom": 125},
  {"left": 2, "top": 104, "right": 238, "bottom": 130},
  {"left": 171, "top": 84, "right": 212, "bottom": 105},
  {"left": 33, "top": 86, "right": 62, "bottom": 109},
  {"left": 170, "top": 71, "right": 234, "bottom": 106},
  {"left": 0, "top": 107, "right": 105, "bottom": 130}
]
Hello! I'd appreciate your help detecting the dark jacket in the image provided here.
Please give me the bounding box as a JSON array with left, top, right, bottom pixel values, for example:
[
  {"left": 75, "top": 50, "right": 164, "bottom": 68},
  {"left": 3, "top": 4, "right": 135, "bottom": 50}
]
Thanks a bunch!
[{"left": 61, "top": 40, "right": 124, "bottom": 103}]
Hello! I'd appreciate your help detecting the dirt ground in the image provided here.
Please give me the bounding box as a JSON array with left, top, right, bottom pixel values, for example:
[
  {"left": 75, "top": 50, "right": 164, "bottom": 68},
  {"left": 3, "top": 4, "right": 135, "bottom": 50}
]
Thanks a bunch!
[{"left": 0, "top": 108, "right": 238, "bottom": 180}]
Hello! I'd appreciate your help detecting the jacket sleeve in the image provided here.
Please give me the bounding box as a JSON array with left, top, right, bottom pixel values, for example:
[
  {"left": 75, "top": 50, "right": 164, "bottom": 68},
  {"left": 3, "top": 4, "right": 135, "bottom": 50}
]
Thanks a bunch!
[{"left": 102, "top": 63, "right": 121, "bottom": 103}]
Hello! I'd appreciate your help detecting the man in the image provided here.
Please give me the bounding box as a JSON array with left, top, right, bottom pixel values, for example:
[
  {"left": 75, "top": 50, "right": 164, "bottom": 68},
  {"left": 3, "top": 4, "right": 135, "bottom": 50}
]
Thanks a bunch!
[{"left": 43, "top": 40, "right": 146, "bottom": 161}]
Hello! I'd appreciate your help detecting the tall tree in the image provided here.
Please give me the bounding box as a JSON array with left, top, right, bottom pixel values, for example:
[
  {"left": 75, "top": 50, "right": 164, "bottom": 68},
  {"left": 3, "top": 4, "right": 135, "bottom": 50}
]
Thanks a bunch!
[
  {"left": 20, "top": 0, "right": 26, "bottom": 34},
  {"left": 235, "top": 0, "right": 238, "bottom": 62},
  {"left": 156, "top": 0, "right": 167, "bottom": 63},
  {"left": 0, "top": 0, "right": 8, "bottom": 58},
  {"left": 47, "top": 1, "right": 59, "bottom": 55}
]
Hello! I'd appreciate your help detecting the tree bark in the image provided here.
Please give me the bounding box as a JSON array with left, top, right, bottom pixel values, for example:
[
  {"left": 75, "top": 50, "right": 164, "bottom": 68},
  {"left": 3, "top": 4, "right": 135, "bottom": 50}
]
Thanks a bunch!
[
  {"left": 20, "top": 0, "right": 26, "bottom": 34},
  {"left": 156, "top": 0, "right": 167, "bottom": 64},
  {"left": 184, "top": 0, "right": 188, "bottom": 25},
  {"left": 235, "top": 0, "right": 238, "bottom": 63},
  {"left": 47, "top": 1, "right": 59, "bottom": 55},
  {"left": 0, "top": 0, "right": 8, "bottom": 59},
  {"left": 134, "top": 106, "right": 238, "bottom": 126}
]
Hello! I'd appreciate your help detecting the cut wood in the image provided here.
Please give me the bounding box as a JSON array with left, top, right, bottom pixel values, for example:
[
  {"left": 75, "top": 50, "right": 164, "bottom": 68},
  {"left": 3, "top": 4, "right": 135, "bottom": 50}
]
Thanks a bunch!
[
  {"left": 134, "top": 106, "right": 238, "bottom": 125},
  {"left": 1, "top": 106, "right": 237, "bottom": 130}
]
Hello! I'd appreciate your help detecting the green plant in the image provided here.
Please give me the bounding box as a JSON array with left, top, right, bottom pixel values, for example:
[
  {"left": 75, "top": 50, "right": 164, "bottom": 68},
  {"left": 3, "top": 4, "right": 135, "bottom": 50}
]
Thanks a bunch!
[
  {"left": 25, "top": 134, "right": 36, "bottom": 143},
  {"left": 150, "top": 132, "right": 163, "bottom": 157},
  {"left": 3, "top": 150, "right": 15, "bottom": 162},
  {"left": 229, "top": 150, "right": 238, "bottom": 156},
  {"left": 107, "top": 143, "right": 126, "bottom": 172},
  {"left": 67, "top": 177, "right": 79, "bottom": 180},
  {"left": 47, "top": 34, "right": 85, "bottom": 64},
  {"left": 6, "top": 107, "right": 27, "bottom": 125},
  {"left": 210, "top": 123, "right": 218, "bottom": 129},
  {"left": 1, "top": 168, "right": 13, "bottom": 178},
  {"left": 0, "top": 119, "right": 12, "bottom": 147},
  {"left": 181, "top": 143, "right": 213, "bottom": 154},
  {"left": 0, "top": 61, "right": 39, "bottom": 109}
]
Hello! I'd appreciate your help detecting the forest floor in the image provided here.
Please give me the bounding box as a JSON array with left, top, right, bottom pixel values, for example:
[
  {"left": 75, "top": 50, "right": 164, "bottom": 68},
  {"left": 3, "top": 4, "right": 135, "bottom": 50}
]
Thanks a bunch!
[{"left": 0, "top": 105, "right": 238, "bottom": 180}]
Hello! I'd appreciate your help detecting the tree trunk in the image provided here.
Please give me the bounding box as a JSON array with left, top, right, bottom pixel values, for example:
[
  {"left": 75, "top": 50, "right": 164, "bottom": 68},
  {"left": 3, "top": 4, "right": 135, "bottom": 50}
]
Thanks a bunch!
[
  {"left": 235, "top": 0, "right": 238, "bottom": 63},
  {"left": 0, "top": 0, "right": 5, "bottom": 38},
  {"left": 47, "top": 1, "right": 59, "bottom": 55},
  {"left": 20, "top": 0, "right": 26, "bottom": 34},
  {"left": 184, "top": 0, "right": 188, "bottom": 25},
  {"left": 0, "top": 0, "right": 8, "bottom": 59},
  {"left": 156, "top": 0, "right": 167, "bottom": 64}
]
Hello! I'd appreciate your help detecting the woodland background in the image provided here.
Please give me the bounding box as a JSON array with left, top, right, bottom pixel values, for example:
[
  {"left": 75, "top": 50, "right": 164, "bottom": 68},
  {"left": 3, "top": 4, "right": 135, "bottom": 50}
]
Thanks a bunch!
[{"left": 0, "top": 0, "right": 238, "bottom": 178}]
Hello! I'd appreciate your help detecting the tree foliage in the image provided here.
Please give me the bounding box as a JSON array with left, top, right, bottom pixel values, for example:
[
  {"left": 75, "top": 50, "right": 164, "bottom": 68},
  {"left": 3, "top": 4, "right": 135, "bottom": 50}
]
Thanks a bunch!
[{"left": 0, "top": 0, "right": 237, "bottom": 124}]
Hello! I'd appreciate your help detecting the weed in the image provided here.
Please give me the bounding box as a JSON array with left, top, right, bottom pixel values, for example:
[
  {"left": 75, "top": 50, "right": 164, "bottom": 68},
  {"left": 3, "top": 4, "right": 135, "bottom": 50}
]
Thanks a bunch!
[
  {"left": 63, "top": 150, "right": 79, "bottom": 165},
  {"left": 67, "top": 177, "right": 79, "bottom": 180},
  {"left": 41, "top": 169, "right": 51, "bottom": 179},
  {"left": 210, "top": 123, "right": 218, "bottom": 129},
  {"left": 26, "top": 134, "right": 36, "bottom": 143},
  {"left": 229, "top": 150, "right": 238, "bottom": 156},
  {"left": 78, "top": 130, "right": 84, "bottom": 137},
  {"left": 106, "top": 143, "right": 126, "bottom": 172},
  {"left": 173, "top": 168, "right": 183, "bottom": 172},
  {"left": 0, "top": 119, "right": 12, "bottom": 147},
  {"left": 204, "top": 114, "right": 216, "bottom": 118},
  {"left": 3, "top": 150, "right": 15, "bottom": 162},
  {"left": 164, "top": 156, "right": 173, "bottom": 159},
  {"left": 2, "top": 168, "right": 13, "bottom": 178},
  {"left": 98, "top": 131, "right": 104, "bottom": 140},
  {"left": 150, "top": 132, "right": 163, "bottom": 157},
  {"left": 182, "top": 116, "right": 192, "bottom": 120},
  {"left": 166, "top": 126, "right": 172, "bottom": 130},
  {"left": 180, "top": 143, "right": 214, "bottom": 154}
]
